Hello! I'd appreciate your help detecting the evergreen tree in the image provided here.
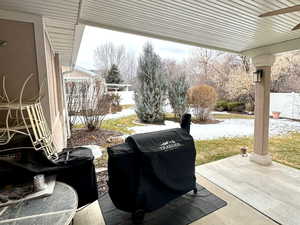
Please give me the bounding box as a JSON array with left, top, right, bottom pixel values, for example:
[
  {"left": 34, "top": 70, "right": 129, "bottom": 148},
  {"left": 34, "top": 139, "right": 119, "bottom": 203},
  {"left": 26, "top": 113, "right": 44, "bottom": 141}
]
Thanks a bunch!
[
  {"left": 106, "top": 64, "right": 122, "bottom": 84},
  {"left": 135, "top": 43, "right": 167, "bottom": 123},
  {"left": 168, "top": 75, "right": 189, "bottom": 119}
]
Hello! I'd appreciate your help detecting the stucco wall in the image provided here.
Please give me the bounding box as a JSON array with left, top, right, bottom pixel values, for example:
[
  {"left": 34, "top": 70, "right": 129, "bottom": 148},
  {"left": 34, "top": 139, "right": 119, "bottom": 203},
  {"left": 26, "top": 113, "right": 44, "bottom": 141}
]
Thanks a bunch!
[
  {"left": 0, "top": 17, "right": 67, "bottom": 151},
  {"left": 0, "top": 19, "right": 39, "bottom": 99},
  {"left": 0, "top": 19, "right": 39, "bottom": 123}
]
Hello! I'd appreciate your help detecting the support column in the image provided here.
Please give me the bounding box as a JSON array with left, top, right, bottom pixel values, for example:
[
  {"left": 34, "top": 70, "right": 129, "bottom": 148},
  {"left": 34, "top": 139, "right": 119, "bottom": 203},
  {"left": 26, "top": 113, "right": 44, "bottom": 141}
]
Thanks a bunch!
[{"left": 250, "top": 54, "right": 275, "bottom": 166}]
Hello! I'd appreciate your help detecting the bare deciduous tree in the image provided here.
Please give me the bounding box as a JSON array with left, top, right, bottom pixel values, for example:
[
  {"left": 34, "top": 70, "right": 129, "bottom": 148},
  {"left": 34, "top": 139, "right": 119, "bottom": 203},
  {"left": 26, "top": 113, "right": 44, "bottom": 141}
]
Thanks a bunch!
[
  {"left": 65, "top": 78, "right": 112, "bottom": 131},
  {"left": 184, "top": 50, "right": 251, "bottom": 99},
  {"left": 186, "top": 48, "right": 223, "bottom": 84},
  {"left": 94, "top": 42, "right": 126, "bottom": 72},
  {"left": 239, "top": 55, "right": 251, "bottom": 72},
  {"left": 93, "top": 42, "right": 137, "bottom": 83},
  {"left": 271, "top": 52, "right": 300, "bottom": 93},
  {"left": 225, "top": 67, "right": 255, "bottom": 110},
  {"left": 65, "top": 81, "right": 84, "bottom": 129},
  {"left": 80, "top": 79, "right": 111, "bottom": 131}
]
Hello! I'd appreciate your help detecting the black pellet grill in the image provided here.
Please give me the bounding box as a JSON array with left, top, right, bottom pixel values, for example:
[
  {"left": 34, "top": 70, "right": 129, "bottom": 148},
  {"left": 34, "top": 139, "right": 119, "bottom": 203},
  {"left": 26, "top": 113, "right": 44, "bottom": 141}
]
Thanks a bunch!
[{"left": 107, "top": 114, "right": 197, "bottom": 224}]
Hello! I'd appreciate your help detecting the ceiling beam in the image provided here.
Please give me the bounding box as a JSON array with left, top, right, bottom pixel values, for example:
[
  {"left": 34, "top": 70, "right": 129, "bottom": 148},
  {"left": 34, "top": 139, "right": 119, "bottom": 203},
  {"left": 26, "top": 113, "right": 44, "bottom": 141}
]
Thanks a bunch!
[
  {"left": 71, "top": 24, "right": 85, "bottom": 68},
  {"left": 241, "top": 37, "right": 300, "bottom": 57}
]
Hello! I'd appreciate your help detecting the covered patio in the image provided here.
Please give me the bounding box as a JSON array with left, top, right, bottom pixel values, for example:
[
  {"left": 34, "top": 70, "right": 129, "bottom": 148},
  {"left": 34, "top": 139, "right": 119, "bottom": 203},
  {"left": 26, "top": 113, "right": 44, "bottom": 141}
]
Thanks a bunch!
[
  {"left": 1, "top": 0, "right": 300, "bottom": 225},
  {"left": 74, "top": 169, "right": 281, "bottom": 225}
]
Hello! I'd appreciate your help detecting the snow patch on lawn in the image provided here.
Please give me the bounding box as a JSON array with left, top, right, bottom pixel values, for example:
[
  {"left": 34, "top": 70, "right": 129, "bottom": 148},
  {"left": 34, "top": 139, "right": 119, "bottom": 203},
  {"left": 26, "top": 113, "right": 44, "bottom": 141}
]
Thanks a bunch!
[
  {"left": 103, "top": 107, "right": 228, "bottom": 120},
  {"left": 72, "top": 107, "right": 136, "bottom": 124},
  {"left": 130, "top": 118, "right": 300, "bottom": 140},
  {"left": 104, "top": 108, "right": 135, "bottom": 120}
]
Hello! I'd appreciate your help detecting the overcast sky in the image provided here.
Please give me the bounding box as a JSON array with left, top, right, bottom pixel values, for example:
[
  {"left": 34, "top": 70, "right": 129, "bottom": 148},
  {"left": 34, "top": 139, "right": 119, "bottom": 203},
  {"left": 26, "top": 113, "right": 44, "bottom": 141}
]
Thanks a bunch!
[{"left": 76, "top": 26, "right": 198, "bottom": 70}]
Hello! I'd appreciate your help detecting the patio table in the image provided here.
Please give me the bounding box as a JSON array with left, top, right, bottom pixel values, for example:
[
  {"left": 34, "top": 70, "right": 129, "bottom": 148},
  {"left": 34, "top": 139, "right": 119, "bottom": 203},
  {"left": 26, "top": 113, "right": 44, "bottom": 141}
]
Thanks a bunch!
[{"left": 0, "top": 182, "right": 78, "bottom": 225}]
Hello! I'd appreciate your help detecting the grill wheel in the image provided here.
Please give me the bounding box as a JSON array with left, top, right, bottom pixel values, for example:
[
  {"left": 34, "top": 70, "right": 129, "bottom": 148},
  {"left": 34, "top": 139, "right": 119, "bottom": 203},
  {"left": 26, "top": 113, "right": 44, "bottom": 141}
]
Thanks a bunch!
[{"left": 132, "top": 209, "right": 145, "bottom": 224}]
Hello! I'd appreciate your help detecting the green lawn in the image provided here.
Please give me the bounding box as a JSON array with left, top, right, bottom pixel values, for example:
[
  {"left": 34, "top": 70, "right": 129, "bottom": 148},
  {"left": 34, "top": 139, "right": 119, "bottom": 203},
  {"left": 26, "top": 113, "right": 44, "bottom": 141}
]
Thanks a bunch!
[
  {"left": 101, "top": 114, "right": 140, "bottom": 134},
  {"left": 213, "top": 113, "right": 254, "bottom": 120},
  {"left": 269, "top": 132, "right": 300, "bottom": 169},
  {"left": 195, "top": 133, "right": 300, "bottom": 169},
  {"left": 74, "top": 114, "right": 140, "bottom": 133},
  {"left": 82, "top": 114, "right": 300, "bottom": 170},
  {"left": 194, "top": 137, "right": 253, "bottom": 166}
]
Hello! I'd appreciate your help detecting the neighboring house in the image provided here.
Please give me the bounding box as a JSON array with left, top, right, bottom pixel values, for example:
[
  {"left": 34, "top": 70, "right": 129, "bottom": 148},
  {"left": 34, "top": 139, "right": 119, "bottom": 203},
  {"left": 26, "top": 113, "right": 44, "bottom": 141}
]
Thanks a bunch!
[
  {"left": 63, "top": 66, "right": 107, "bottom": 103},
  {"left": 63, "top": 66, "right": 98, "bottom": 82}
]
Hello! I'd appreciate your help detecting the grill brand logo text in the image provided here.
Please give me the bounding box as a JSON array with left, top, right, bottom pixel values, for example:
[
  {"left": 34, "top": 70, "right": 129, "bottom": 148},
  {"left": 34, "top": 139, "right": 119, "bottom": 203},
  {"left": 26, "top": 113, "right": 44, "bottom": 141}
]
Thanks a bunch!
[{"left": 159, "top": 140, "right": 182, "bottom": 151}]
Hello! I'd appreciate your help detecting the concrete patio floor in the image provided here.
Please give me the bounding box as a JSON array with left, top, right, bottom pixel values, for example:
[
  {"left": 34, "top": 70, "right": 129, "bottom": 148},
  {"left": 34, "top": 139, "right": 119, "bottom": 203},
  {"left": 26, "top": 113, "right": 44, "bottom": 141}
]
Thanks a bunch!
[
  {"left": 196, "top": 155, "right": 300, "bottom": 225},
  {"left": 74, "top": 169, "right": 279, "bottom": 225}
]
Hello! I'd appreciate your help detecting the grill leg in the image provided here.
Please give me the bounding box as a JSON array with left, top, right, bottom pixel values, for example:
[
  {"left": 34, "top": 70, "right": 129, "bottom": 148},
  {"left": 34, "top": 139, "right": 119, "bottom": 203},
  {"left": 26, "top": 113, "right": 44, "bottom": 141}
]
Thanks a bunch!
[
  {"left": 132, "top": 209, "right": 145, "bottom": 225},
  {"left": 193, "top": 188, "right": 198, "bottom": 194}
]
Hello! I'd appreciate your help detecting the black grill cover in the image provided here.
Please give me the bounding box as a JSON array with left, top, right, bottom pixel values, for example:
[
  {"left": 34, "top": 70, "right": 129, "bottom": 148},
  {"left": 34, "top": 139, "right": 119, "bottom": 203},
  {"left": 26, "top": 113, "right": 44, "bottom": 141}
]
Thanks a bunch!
[{"left": 107, "top": 126, "right": 196, "bottom": 213}]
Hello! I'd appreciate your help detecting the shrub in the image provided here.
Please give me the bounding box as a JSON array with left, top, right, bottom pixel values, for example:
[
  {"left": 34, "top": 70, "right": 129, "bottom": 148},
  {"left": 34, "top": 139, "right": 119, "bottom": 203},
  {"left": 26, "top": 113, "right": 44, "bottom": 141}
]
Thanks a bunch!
[
  {"left": 238, "top": 94, "right": 254, "bottom": 112},
  {"left": 227, "top": 102, "right": 245, "bottom": 112},
  {"left": 65, "top": 81, "right": 81, "bottom": 129},
  {"left": 110, "top": 93, "right": 122, "bottom": 113},
  {"left": 245, "top": 102, "right": 254, "bottom": 112},
  {"left": 215, "top": 100, "right": 245, "bottom": 112},
  {"left": 215, "top": 100, "right": 228, "bottom": 111},
  {"left": 187, "top": 85, "right": 217, "bottom": 121},
  {"left": 167, "top": 75, "right": 189, "bottom": 119},
  {"left": 80, "top": 80, "right": 112, "bottom": 131},
  {"left": 135, "top": 43, "right": 167, "bottom": 123},
  {"left": 66, "top": 78, "right": 112, "bottom": 131}
]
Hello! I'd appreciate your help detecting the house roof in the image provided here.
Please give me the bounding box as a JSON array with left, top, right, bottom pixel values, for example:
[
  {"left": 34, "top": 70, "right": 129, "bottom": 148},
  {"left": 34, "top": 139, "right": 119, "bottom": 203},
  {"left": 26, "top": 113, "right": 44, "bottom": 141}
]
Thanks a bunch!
[
  {"left": 63, "top": 65, "right": 99, "bottom": 79},
  {"left": 74, "top": 65, "right": 98, "bottom": 76},
  {"left": 2, "top": 0, "right": 300, "bottom": 66}
]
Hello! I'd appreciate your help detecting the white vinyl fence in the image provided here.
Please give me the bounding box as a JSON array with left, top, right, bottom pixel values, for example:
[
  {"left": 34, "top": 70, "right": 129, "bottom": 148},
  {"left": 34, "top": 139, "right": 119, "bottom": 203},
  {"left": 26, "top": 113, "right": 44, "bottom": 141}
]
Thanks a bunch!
[
  {"left": 105, "top": 83, "right": 134, "bottom": 105},
  {"left": 114, "top": 91, "right": 135, "bottom": 105},
  {"left": 270, "top": 92, "right": 300, "bottom": 120}
]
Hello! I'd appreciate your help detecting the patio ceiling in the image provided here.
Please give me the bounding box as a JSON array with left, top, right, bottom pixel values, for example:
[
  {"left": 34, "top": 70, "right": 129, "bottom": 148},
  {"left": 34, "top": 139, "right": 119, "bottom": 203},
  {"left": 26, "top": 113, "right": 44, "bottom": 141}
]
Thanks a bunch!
[
  {"left": 2, "top": 0, "right": 300, "bottom": 66},
  {"left": 78, "top": 0, "right": 300, "bottom": 57},
  {"left": 0, "top": 0, "right": 83, "bottom": 66}
]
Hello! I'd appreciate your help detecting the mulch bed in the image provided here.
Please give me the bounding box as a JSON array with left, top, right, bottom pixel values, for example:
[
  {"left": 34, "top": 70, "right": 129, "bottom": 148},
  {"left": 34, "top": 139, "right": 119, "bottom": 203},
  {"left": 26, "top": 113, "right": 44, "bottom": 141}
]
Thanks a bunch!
[
  {"left": 67, "top": 128, "right": 123, "bottom": 148},
  {"left": 67, "top": 128, "right": 122, "bottom": 196}
]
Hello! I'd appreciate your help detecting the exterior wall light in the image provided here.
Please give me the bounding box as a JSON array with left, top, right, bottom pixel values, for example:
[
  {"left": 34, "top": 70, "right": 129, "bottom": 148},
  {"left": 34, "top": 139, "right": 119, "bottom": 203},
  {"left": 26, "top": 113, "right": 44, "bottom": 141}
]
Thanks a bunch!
[
  {"left": 0, "top": 40, "right": 8, "bottom": 47},
  {"left": 253, "top": 69, "right": 263, "bottom": 83}
]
